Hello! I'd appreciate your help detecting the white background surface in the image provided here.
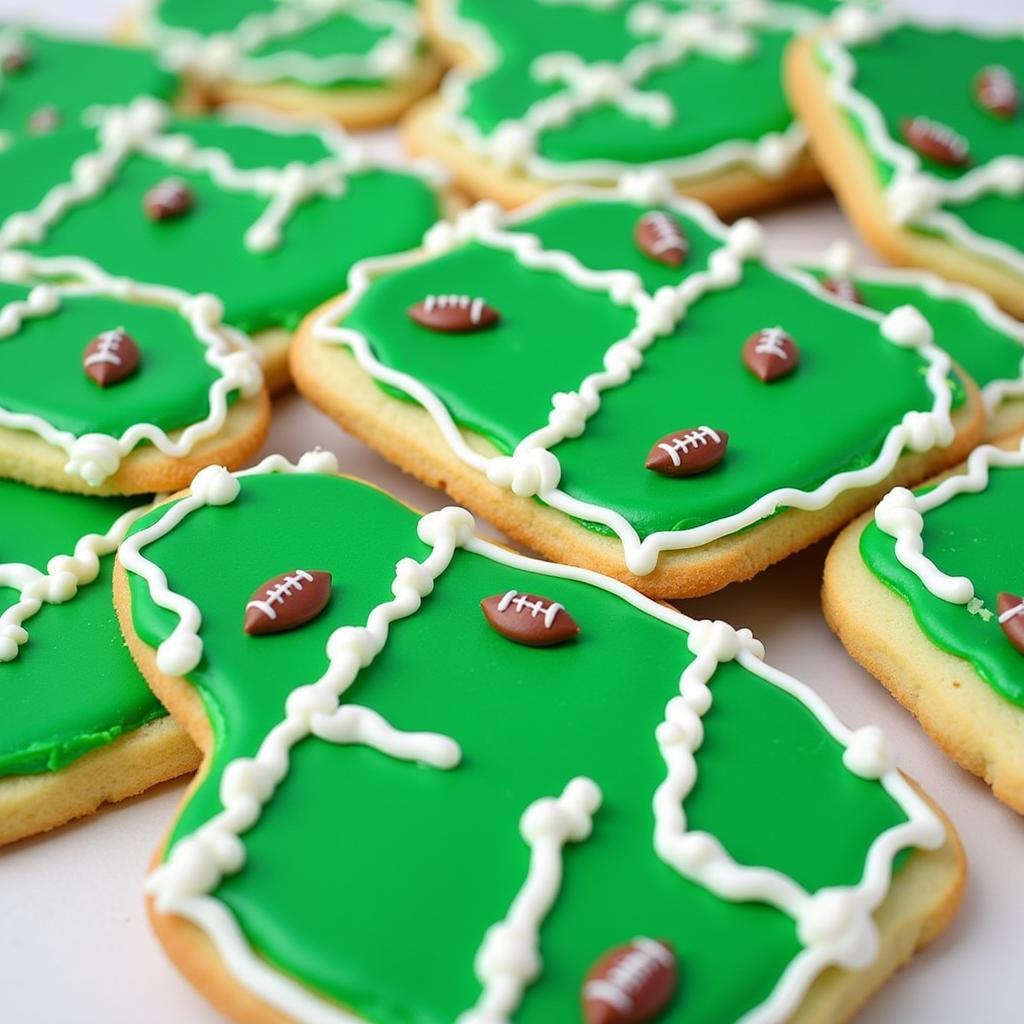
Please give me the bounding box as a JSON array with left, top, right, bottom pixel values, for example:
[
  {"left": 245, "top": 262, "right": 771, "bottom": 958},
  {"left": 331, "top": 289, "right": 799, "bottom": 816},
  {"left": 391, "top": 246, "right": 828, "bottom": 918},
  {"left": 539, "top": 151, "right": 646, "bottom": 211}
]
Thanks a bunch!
[{"left": 1, "top": 1, "right": 1023, "bottom": 1021}]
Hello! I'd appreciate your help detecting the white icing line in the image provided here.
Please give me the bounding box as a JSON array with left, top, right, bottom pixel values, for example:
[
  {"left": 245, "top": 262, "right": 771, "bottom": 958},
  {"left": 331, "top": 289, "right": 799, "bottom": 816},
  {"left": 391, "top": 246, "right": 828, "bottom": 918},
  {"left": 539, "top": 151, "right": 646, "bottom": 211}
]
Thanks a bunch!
[
  {"left": 124, "top": 453, "right": 945, "bottom": 1024},
  {"left": 433, "top": 0, "right": 820, "bottom": 183},
  {"left": 801, "top": 242, "right": 1024, "bottom": 416},
  {"left": 459, "top": 778, "right": 602, "bottom": 1024},
  {"left": 315, "top": 177, "right": 956, "bottom": 575},
  {"left": 820, "top": 8, "right": 1024, "bottom": 278},
  {"left": 139, "top": 0, "right": 423, "bottom": 87},
  {"left": 0, "top": 252, "right": 263, "bottom": 487},
  {"left": 0, "top": 498, "right": 152, "bottom": 663},
  {"left": 874, "top": 435, "right": 1024, "bottom": 606}
]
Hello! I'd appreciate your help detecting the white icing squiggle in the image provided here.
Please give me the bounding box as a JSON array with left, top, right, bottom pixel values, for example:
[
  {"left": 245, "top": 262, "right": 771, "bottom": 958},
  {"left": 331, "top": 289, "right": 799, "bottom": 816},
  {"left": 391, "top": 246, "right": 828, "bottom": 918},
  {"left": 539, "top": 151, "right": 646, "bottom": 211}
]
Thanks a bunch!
[
  {"left": 124, "top": 452, "right": 947, "bottom": 1024},
  {"left": 0, "top": 253, "right": 263, "bottom": 487},
  {"left": 140, "top": 0, "right": 423, "bottom": 87},
  {"left": 0, "top": 499, "right": 152, "bottom": 663},
  {"left": 875, "top": 436, "right": 1024, "bottom": 606},
  {"left": 459, "top": 777, "right": 602, "bottom": 1024},
  {"left": 821, "top": 8, "right": 1024, "bottom": 278},
  {"left": 315, "top": 178, "right": 956, "bottom": 575},
  {"left": 433, "top": 0, "right": 817, "bottom": 184}
]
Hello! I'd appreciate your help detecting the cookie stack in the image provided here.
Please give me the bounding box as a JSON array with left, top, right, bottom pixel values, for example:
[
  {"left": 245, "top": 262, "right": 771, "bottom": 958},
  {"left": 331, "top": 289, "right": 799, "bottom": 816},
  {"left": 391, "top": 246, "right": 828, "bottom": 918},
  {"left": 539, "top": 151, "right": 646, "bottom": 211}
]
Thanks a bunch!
[{"left": 0, "top": 2, "right": 1020, "bottom": 1023}]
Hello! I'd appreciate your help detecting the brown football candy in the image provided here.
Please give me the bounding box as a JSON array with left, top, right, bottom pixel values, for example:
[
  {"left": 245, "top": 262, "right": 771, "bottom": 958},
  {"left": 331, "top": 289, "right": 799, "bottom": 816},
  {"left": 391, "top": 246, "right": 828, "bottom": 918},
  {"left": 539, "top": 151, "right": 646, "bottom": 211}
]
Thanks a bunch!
[
  {"left": 645, "top": 426, "right": 728, "bottom": 478},
  {"left": 900, "top": 117, "right": 970, "bottom": 167},
  {"left": 975, "top": 65, "right": 1018, "bottom": 120},
  {"left": 634, "top": 211, "right": 689, "bottom": 268},
  {"left": 1, "top": 46, "right": 30, "bottom": 74},
  {"left": 582, "top": 937, "right": 678, "bottom": 1024},
  {"left": 144, "top": 178, "right": 195, "bottom": 222},
  {"left": 244, "top": 570, "right": 333, "bottom": 636},
  {"left": 82, "top": 328, "right": 141, "bottom": 388},
  {"left": 480, "top": 590, "right": 579, "bottom": 647},
  {"left": 997, "top": 592, "right": 1024, "bottom": 655},
  {"left": 742, "top": 326, "right": 800, "bottom": 382},
  {"left": 26, "top": 105, "right": 61, "bottom": 136},
  {"left": 821, "top": 277, "right": 865, "bottom": 307},
  {"left": 408, "top": 294, "right": 500, "bottom": 333}
]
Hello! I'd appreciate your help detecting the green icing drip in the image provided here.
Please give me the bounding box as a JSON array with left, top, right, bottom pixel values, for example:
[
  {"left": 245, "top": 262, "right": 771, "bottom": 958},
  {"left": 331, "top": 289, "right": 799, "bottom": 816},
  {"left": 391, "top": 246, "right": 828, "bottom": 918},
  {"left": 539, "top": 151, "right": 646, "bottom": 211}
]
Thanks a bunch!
[
  {"left": 0, "top": 118, "right": 442, "bottom": 336},
  {"left": 821, "top": 24, "right": 1024, "bottom": 264},
  {"left": 343, "top": 198, "right": 945, "bottom": 541},
  {"left": 0, "top": 282, "right": 223, "bottom": 438},
  {"left": 860, "top": 462, "right": 1024, "bottom": 707},
  {"left": 0, "top": 480, "right": 164, "bottom": 777},
  {"left": 126, "top": 471, "right": 912, "bottom": 1024},
  {"left": 804, "top": 268, "right": 1024, "bottom": 398},
  {"left": 0, "top": 29, "right": 177, "bottom": 152}
]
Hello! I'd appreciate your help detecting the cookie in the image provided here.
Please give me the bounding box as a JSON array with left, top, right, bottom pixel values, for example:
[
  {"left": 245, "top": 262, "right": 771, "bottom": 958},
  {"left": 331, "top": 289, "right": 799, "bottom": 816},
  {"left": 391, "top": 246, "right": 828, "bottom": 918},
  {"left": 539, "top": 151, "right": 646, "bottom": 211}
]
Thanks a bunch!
[
  {"left": 0, "top": 25, "right": 179, "bottom": 154},
  {"left": 114, "top": 452, "right": 964, "bottom": 1024},
  {"left": 132, "top": 0, "right": 441, "bottom": 129},
  {"left": 824, "top": 436, "right": 1024, "bottom": 814},
  {"left": 405, "top": 0, "right": 839, "bottom": 215},
  {"left": 801, "top": 242, "right": 1024, "bottom": 442},
  {"left": 291, "top": 176, "right": 984, "bottom": 598},
  {"left": 787, "top": 9, "right": 1024, "bottom": 319},
  {"left": 0, "top": 479, "right": 197, "bottom": 846},
  {"left": 0, "top": 252, "right": 269, "bottom": 495},
  {"left": 0, "top": 98, "right": 450, "bottom": 392}
]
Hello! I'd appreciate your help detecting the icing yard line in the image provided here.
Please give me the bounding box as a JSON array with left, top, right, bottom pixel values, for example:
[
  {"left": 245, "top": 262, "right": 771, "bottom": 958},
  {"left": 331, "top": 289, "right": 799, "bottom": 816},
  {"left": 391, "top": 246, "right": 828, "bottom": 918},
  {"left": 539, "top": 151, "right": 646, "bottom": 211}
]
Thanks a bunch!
[
  {"left": 315, "top": 176, "right": 955, "bottom": 575},
  {"left": 126, "top": 453, "right": 944, "bottom": 1023}
]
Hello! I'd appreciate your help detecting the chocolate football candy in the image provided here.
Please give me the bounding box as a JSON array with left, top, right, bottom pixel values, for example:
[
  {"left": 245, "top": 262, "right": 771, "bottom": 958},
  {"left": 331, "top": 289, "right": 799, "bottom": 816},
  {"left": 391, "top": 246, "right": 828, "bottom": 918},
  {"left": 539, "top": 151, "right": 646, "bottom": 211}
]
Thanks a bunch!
[
  {"left": 407, "top": 294, "right": 500, "bottom": 333},
  {"left": 244, "top": 570, "right": 333, "bottom": 636},
  {"left": 900, "top": 117, "right": 970, "bottom": 167},
  {"left": 975, "top": 65, "right": 1018, "bottom": 120},
  {"left": 645, "top": 426, "right": 728, "bottom": 477},
  {"left": 634, "top": 211, "right": 689, "bottom": 268},
  {"left": 82, "top": 328, "right": 141, "bottom": 387},
  {"left": 582, "top": 937, "right": 678, "bottom": 1024},
  {"left": 481, "top": 590, "right": 579, "bottom": 647},
  {"left": 144, "top": 178, "right": 195, "bottom": 222},
  {"left": 822, "top": 277, "right": 865, "bottom": 307},
  {"left": 742, "top": 326, "right": 800, "bottom": 382},
  {"left": 997, "top": 592, "right": 1024, "bottom": 655}
]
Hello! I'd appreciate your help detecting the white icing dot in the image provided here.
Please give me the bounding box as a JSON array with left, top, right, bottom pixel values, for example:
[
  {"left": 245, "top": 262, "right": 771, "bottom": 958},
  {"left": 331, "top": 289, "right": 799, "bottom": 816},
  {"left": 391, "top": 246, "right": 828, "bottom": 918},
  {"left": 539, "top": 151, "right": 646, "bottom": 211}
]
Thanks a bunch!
[
  {"left": 843, "top": 725, "right": 894, "bottom": 779},
  {"left": 417, "top": 506, "right": 476, "bottom": 546},
  {"left": 297, "top": 448, "right": 339, "bottom": 475},
  {"left": 157, "top": 631, "right": 203, "bottom": 677},
  {"left": 190, "top": 465, "right": 241, "bottom": 506},
  {"left": 881, "top": 305, "right": 932, "bottom": 348}
]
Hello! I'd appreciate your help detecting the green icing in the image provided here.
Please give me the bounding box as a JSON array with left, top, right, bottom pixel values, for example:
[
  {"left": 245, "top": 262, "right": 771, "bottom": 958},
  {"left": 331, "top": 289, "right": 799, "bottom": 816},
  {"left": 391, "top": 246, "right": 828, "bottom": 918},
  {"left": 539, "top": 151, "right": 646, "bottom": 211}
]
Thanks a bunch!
[
  {"left": 0, "top": 116, "right": 442, "bottom": 336},
  {"left": 0, "top": 479, "right": 164, "bottom": 776},
  {"left": 861, "top": 461, "right": 1024, "bottom": 707},
  {"left": 804, "top": 268, "right": 1024, "bottom": 403},
  {"left": 822, "top": 24, "right": 1024, "bottom": 266},
  {"left": 126, "top": 470, "right": 913, "bottom": 1024},
  {"left": 341, "top": 197, "right": 947, "bottom": 542},
  {"left": 0, "top": 282, "right": 223, "bottom": 438},
  {"left": 0, "top": 29, "right": 177, "bottom": 152},
  {"left": 453, "top": 0, "right": 818, "bottom": 170},
  {"left": 151, "top": 0, "right": 415, "bottom": 88}
]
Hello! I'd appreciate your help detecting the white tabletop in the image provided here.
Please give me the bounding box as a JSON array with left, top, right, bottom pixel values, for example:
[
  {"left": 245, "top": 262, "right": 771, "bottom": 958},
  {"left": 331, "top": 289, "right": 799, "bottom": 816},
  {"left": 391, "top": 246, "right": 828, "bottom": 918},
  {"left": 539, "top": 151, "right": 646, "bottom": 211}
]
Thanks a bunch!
[{"left": 1, "top": 1, "right": 1022, "bottom": 1022}]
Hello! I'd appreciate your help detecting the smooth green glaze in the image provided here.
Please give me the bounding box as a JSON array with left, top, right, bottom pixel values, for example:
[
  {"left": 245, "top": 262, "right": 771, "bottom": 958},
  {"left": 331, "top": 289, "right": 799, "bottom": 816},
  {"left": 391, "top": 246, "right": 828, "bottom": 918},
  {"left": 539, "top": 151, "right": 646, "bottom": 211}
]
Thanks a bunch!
[
  {"left": 454, "top": 0, "right": 825, "bottom": 169},
  {"left": 823, "top": 24, "right": 1024, "bottom": 263},
  {"left": 127, "top": 471, "right": 913, "bottom": 1024},
  {"left": 861, "top": 462, "right": 1024, "bottom": 707},
  {"left": 342, "top": 198, "right": 945, "bottom": 541},
  {"left": 1, "top": 117, "right": 442, "bottom": 336},
  {"left": 151, "top": 0, "right": 415, "bottom": 87},
  {"left": 803, "top": 268, "right": 1024, "bottom": 400},
  {"left": 0, "top": 480, "right": 163, "bottom": 776},
  {"left": 0, "top": 29, "right": 177, "bottom": 152},
  {"left": 0, "top": 282, "right": 223, "bottom": 438}
]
